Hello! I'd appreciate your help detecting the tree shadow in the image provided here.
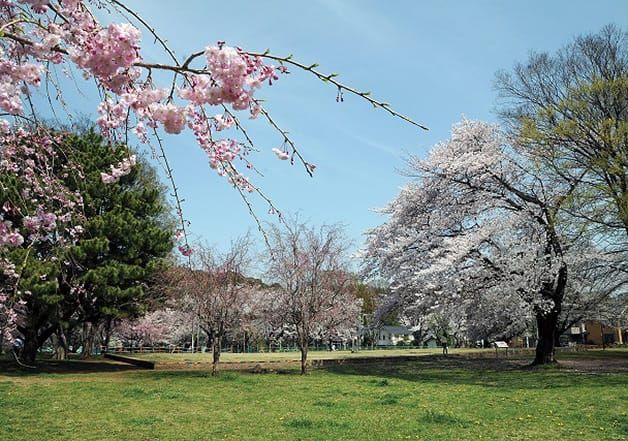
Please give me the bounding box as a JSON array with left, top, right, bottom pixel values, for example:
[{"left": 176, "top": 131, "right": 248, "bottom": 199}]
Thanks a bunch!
[
  {"left": 320, "top": 355, "right": 628, "bottom": 390},
  {"left": 0, "top": 358, "right": 143, "bottom": 376}
]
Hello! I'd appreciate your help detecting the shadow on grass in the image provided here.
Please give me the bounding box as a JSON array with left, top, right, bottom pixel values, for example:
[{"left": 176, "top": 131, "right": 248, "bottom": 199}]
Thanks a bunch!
[
  {"left": 0, "top": 358, "right": 142, "bottom": 376},
  {"left": 104, "top": 353, "right": 628, "bottom": 392},
  {"left": 321, "top": 355, "right": 628, "bottom": 390},
  {"left": 557, "top": 349, "right": 628, "bottom": 360}
]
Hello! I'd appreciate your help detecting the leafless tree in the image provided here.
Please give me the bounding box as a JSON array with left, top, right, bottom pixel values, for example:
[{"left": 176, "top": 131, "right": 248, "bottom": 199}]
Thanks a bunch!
[{"left": 264, "top": 221, "right": 361, "bottom": 374}]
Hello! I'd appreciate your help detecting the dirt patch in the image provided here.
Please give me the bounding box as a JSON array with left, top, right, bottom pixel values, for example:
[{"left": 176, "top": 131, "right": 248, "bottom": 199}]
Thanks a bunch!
[{"left": 557, "top": 358, "right": 628, "bottom": 373}]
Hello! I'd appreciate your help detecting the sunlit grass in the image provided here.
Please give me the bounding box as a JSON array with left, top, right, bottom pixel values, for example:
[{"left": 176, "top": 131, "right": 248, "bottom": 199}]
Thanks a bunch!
[
  {"left": 130, "top": 347, "right": 479, "bottom": 363},
  {"left": 0, "top": 350, "right": 626, "bottom": 440}
]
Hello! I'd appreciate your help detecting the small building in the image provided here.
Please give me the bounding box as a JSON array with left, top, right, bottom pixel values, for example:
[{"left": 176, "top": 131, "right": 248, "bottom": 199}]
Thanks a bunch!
[
  {"left": 562, "top": 320, "right": 626, "bottom": 346},
  {"left": 376, "top": 325, "right": 413, "bottom": 346}
]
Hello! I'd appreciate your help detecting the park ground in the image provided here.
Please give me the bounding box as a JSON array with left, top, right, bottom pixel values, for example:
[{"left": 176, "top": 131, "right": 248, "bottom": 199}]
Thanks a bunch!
[{"left": 0, "top": 349, "right": 626, "bottom": 441}]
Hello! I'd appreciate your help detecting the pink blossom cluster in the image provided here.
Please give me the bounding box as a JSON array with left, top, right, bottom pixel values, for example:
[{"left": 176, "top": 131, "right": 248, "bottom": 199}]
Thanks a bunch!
[
  {"left": 23, "top": 210, "right": 57, "bottom": 234},
  {"left": 96, "top": 99, "right": 128, "bottom": 135},
  {"left": 0, "top": 128, "right": 84, "bottom": 247},
  {"left": 178, "top": 46, "right": 280, "bottom": 115},
  {"left": 213, "top": 113, "right": 235, "bottom": 131},
  {"left": 100, "top": 154, "right": 137, "bottom": 184},
  {"left": 207, "top": 139, "right": 241, "bottom": 169},
  {"left": 0, "top": 219, "right": 24, "bottom": 247},
  {"left": 186, "top": 112, "right": 256, "bottom": 193},
  {"left": 69, "top": 23, "right": 141, "bottom": 92},
  {"left": 272, "top": 148, "right": 290, "bottom": 160},
  {"left": 122, "top": 88, "right": 169, "bottom": 113},
  {"left": 149, "top": 103, "right": 188, "bottom": 134},
  {"left": 0, "top": 257, "right": 21, "bottom": 346},
  {"left": 0, "top": 55, "right": 42, "bottom": 114},
  {"left": 174, "top": 229, "right": 193, "bottom": 257},
  {"left": 178, "top": 244, "right": 193, "bottom": 257},
  {"left": 228, "top": 173, "right": 255, "bottom": 193}
]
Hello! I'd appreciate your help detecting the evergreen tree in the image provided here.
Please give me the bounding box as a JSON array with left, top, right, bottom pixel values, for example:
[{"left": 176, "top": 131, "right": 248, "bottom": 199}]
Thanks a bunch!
[
  {"left": 63, "top": 130, "right": 174, "bottom": 358},
  {"left": 1, "top": 128, "right": 173, "bottom": 362}
]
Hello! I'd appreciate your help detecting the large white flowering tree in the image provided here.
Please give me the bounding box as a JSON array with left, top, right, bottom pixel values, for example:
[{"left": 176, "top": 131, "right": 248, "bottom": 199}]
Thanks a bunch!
[{"left": 364, "top": 120, "right": 626, "bottom": 364}]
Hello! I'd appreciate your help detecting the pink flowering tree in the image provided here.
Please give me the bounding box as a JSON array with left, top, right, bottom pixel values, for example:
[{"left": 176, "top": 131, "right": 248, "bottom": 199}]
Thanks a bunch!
[
  {"left": 115, "top": 310, "right": 171, "bottom": 348},
  {"left": 0, "top": 0, "right": 426, "bottom": 259},
  {"left": 0, "top": 127, "right": 85, "bottom": 361},
  {"left": 265, "top": 221, "right": 361, "bottom": 374},
  {"left": 172, "top": 237, "right": 257, "bottom": 376}
]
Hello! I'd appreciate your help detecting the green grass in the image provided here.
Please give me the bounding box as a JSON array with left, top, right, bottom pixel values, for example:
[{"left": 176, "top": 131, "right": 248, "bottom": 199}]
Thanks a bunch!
[
  {"left": 0, "top": 352, "right": 626, "bottom": 440},
  {"left": 128, "top": 347, "right": 478, "bottom": 364}
]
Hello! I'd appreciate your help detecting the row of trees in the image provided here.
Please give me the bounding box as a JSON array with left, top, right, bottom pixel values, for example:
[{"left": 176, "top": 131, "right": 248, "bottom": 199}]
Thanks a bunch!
[
  {"left": 364, "top": 25, "right": 627, "bottom": 364},
  {"left": 118, "top": 223, "right": 363, "bottom": 375},
  {"left": 0, "top": 0, "right": 424, "bottom": 368}
]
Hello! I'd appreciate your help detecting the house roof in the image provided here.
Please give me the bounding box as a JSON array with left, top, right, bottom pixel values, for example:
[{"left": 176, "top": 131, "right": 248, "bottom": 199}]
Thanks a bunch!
[{"left": 381, "top": 325, "right": 413, "bottom": 335}]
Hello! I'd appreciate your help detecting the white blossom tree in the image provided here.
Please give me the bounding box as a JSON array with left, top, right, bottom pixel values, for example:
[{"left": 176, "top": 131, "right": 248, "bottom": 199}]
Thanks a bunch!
[{"left": 363, "top": 120, "right": 625, "bottom": 364}]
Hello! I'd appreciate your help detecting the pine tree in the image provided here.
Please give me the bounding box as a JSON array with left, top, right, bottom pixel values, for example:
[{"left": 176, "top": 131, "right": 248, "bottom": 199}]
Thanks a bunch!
[
  {"left": 2, "top": 128, "right": 173, "bottom": 362},
  {"left": 63, "top": 130, "right": 174, "bottom": 358}
]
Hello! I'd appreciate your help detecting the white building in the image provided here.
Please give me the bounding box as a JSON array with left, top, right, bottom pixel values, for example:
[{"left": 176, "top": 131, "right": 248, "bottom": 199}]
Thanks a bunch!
[{"left": 376, "top": 325, "right": 414, "bottom": 346}]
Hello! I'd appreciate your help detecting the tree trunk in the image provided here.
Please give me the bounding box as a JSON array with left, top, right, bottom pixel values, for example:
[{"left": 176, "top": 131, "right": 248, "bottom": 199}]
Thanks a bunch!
[
  {"left": 299, "top": 339, "right": 308, "bottom": 375},
  {"left": 80, "top": 322, "right": 96, "bottom": 359},
  {"left": 52, "top": 332, "right": 68, "bottom": 360},
  {"left": 534, "top": 312, "right": 560, "bottom": 364},
  {"left": 532, "top": 231, "right": 568, "bottom": 365},
  {"left": 21, "top": 327, "right": 39, "bottom": 364},
  {"left": 211, "top": 334, "right": 221, "bottom": 376}
]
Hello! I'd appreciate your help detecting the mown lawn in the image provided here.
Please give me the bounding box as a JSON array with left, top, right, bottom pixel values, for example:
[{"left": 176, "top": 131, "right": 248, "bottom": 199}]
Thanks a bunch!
[
  {"left": 0, "top": 352, "right": 626, "bottom": 441},
  {"left": 131, "top": 347, "right": 480, "bottom": 363}
]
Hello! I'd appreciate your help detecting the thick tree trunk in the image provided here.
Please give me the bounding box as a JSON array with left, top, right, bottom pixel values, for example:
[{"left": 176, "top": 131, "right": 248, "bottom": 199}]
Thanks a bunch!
[
  {"left": 21, "top": 327, "right": 39, "bottom": 364},
  {"left": 533, "top": 312, "right": 559, "bottom": 365},
  {"left": 80, "top": 322, "right": 96, "bottom": 359},
  {"left": 532, "top": 224, "right": 568, "bottom": 365}
]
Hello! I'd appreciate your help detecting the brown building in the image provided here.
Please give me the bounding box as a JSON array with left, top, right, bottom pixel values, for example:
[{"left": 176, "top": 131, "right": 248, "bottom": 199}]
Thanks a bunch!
[{"left": 583, "top": 320, "right": 625, "bottom": 346}]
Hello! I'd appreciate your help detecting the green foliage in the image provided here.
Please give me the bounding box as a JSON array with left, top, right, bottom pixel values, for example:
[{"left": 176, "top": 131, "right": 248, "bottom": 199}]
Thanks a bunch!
[
  {"left": 64, "top": 131, "right": 174, "bottom": 330},
  {"left": 4, "top": 128, "right": 174, "bottom": 358},
  {"left": 496, "top": 25, "right": 628, "bottom": 234},
  {"left": 352, "top": 281, "right": 379, "bottom": 315}
]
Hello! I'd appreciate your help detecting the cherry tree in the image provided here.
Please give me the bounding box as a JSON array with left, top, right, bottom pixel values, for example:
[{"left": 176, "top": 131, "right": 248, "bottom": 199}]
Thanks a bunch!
[
  {"left": 171, "top": 237, "right": 257, "bottom": 375},
  {"left": 115, "top": 309, "right": 171, "bottom": 348},
  {"left": 265, "top": 221, "right": 361, "bottom": 374},
  {"left": 0, "top": 1, "right": 425, "bottom": 360},
  {"left": 0, "top": 0, "right": 426, "bottom": 253},
  {"left": 364, "top": 120, "right": 596, "bottom": 364},
  {"left": 0, "top": 128, "right": 84, "bottom": 362},
  {"left": 245, "top": 286, "right": 294, "bottom": 352}
]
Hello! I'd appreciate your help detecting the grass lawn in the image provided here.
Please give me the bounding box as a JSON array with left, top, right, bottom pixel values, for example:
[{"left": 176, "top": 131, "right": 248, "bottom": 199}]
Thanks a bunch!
[
  {"left": 130, "top": 347, "right": 483, "bottom": 363},
  {"left": 0, "top": 351, "right": 626, "bottom": 440}
]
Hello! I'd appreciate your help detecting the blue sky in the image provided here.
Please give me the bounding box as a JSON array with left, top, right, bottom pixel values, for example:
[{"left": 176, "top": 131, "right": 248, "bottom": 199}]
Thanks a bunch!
[{"left": 46, "top": 1, "right": 628, "bottom": 253}]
